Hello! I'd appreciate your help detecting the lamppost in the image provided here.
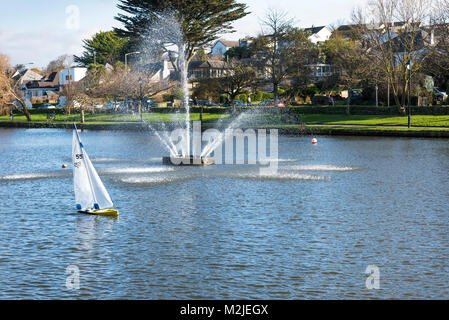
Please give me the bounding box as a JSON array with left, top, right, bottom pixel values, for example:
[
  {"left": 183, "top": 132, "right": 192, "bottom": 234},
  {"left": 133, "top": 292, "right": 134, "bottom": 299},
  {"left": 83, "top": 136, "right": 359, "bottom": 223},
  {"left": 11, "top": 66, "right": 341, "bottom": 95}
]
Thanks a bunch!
[
  {"left": 407, "top": 60, "right": 412, "bottom": 128},
  {"left": 138, "top": 77, "right": 143, "bottom": 122},
  {"left": 125, "top": 51, "right": 140, "bottom": 70},
  {"left": 375, "top": 84, "right": 379, "bottom": 107}
]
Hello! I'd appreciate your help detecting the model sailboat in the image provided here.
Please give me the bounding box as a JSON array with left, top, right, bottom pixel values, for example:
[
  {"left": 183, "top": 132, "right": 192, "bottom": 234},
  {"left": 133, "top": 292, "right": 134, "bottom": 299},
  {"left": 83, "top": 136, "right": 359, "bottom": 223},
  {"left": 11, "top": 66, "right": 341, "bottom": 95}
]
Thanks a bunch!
[{"left": 72, "top": 124, "right": 118, "bottom": 217}]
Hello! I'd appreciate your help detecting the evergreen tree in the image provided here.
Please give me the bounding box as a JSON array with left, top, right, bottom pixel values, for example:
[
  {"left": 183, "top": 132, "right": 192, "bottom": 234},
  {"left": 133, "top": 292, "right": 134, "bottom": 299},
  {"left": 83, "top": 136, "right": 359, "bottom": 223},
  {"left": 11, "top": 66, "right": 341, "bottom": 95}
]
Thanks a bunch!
[
  {"left": 74, "top": 31, "right": 129, "bottom": 67},
  {"left": 114, "top": 0, "right": 249, "bottom": 63}
]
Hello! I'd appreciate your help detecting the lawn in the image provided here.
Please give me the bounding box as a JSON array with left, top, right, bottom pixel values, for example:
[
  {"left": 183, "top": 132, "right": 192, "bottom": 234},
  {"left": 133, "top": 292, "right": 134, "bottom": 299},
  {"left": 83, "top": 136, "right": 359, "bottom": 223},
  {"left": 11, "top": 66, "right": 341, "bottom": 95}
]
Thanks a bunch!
[
  {"left": 0, "top": 112, "right": 229, "bottom": 123},
  {"left": 299, "top": 114, "right": 449, "bottom": 127},
  {"left": 1, "top": 111, "right": 449, "bottom": 128}
]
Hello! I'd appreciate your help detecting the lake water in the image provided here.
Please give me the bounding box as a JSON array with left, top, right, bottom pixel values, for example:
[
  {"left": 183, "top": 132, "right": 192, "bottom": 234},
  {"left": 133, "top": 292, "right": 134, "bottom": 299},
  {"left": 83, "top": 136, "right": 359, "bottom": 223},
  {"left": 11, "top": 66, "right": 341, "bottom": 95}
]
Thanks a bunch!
[{"left": 0, "top": 128, "right": 448, "bottom": 299}]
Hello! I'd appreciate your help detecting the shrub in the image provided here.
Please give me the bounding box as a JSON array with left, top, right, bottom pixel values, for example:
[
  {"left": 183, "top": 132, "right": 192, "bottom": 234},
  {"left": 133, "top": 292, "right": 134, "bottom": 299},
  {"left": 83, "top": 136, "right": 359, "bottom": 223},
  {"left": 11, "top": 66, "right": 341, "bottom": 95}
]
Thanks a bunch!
[
  {"left": 311, "top": 95, "right": 330, "bottom": 105},
  {"left": 173, "top": 88, "right": 185, "bottom": 101},
  {"left": 219, "top": 94, "right": 228, "bottom": 104},
  {"left": 262, "top": 92, "right": 274, "bottom": 100},
  {"left": 251, "top": 91, "right": 263, "bottom": 102},
  {"left": 236, "top": 94, "right": 247, "bottom": 102}
]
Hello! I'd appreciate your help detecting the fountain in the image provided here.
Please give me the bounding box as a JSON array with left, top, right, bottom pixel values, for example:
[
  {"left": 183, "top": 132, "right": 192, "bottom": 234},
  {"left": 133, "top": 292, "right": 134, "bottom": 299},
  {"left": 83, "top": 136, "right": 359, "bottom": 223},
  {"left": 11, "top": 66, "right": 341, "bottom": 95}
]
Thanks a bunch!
[{"left": 139, "top": 10, "right": 251, "bottom": 166}]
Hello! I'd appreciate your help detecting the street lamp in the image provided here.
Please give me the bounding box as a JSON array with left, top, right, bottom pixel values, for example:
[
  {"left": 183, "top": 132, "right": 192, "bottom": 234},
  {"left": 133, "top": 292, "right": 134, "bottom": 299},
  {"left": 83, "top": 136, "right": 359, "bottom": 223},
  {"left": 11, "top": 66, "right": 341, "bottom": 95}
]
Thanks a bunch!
[
  {"left": 375, "top": 84, "right": 379, "bottom": 107},
  {"left": 138, "top": 77, "right": 143, "bottom": 122},
  {"left": 406, "top": 60, "right": 412, "bottom": 128},
  {"left": 125, "top": 51, "right": 141, "bottom": 69}
]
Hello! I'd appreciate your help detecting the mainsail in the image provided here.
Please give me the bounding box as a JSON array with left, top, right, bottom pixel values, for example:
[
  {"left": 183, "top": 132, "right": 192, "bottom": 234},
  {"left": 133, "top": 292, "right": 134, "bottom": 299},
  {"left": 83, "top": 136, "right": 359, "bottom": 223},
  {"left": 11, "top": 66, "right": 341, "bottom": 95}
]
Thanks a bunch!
[{"left": 72, "top": 124, "right": 114, "bottom": 210}]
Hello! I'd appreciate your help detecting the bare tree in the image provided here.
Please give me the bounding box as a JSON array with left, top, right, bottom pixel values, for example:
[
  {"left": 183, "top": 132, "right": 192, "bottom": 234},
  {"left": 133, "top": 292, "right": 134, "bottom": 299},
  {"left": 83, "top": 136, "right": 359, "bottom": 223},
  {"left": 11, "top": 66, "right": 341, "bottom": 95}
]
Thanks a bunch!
[
  {"left": 0, "top": 54, "right": 32, "bottom": 120},
  {"left": 424, "top": 0, "right": 449, "bottom": 94},
  {"left": 354, "top": 0, "right": 434, "bottom": 112},
  {"left": 83, "top": 64, "right": 174, "bottom": 109},
  {"left": 46, "top": 54, "right": 73, "bottom": 73},
  {"left": 324, "top": 36, "right": 374, "bottom": 113},
  {"left": 256, "top": 9, "right": 295, "bottom": 107},
  {"left": 216, "top": 59, "right": 256, "bottom": 112}
]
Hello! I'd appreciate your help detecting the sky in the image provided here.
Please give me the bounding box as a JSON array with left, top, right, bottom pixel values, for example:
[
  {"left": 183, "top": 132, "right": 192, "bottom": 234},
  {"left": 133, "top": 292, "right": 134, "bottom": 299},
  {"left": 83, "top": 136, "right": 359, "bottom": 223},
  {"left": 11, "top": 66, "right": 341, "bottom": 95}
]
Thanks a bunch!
[{"left": 0, "top": 0, "right": 365, "bottom": 68}]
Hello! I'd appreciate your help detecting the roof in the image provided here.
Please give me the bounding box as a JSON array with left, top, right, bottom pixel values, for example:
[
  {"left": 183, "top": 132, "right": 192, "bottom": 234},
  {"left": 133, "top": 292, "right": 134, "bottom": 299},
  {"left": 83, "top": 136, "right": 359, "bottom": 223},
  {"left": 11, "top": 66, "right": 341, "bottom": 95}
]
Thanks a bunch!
[
  {"left": 215, "top": 40, "right": 240, "bottom": 48},
  {"left": 189, "top": 60, "right": 226, "bottom": 69},
  {"left": 305, "top": 26, "right": 327, "bottom": 34},
  {"left": 12, "top": 69, "right": 43, "bottom": 82},
  {"left": 387, "top": 29, "right": 432, "bottom": 52},
  {"left": 26, "top": 71, "right": 59, "bottom": 89},
  {"left": 337, "top": 24, "right": 358, "bottom": 32}
]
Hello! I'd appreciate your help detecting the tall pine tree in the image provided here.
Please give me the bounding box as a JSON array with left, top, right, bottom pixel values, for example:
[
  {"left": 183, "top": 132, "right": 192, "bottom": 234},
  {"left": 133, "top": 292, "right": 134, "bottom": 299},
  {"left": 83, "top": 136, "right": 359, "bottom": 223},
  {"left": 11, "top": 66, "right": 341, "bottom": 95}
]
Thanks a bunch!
[
  {"left": 114, "top": 0, "right": 249, "bottom": 63},
  {"left": 74, "top": 31, "right": 129, "bottom": 67}
]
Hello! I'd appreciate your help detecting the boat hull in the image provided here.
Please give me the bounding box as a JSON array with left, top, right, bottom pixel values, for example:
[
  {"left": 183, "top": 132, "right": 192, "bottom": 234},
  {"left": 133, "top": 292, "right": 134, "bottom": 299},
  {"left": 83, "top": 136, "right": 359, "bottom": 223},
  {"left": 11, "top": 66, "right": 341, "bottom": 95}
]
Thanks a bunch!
[{"left": 77, "top": 209, "right": 119, "bottom": 217}]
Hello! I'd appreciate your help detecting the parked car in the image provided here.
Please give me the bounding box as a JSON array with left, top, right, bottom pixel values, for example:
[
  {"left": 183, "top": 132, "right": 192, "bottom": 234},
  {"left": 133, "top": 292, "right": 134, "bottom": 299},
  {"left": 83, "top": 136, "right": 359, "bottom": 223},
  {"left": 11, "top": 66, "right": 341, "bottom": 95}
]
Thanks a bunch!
[
  {"left": 141, "top": 99, "right": 158, "bottom": 109},
  {"left": 222, "top": 100, "right": 246, "bottom": 107},
  {"left": 434, "top": 87, "right": 448, "bottom": 102},
  {"left": 258, "top": 100, "right": 274, "bottom": 106},
  {"left": 38, "top": 104, "right": 56, "bottom": 109},
  {"left": 197, "top": 100, "right": 219, "bottom": 107},
  {"left": 104, "top": 101, "right": 117, "bottom": 109},
  {"left": 258, "top": 99, "right": 285, "bottom": 107},
  {"left": 348, "top": 89, "right": 364, "bottom": 104}
]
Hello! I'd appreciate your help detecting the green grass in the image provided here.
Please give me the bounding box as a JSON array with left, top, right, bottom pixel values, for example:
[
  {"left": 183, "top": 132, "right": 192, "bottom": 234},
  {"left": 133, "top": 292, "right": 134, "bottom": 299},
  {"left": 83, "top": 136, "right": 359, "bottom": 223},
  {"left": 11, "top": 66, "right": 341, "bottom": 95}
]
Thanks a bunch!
[
  {"left": 2, "top": 111, "right": 449, "bottom": 128},
  {"left": 0, "top": 112, "right": 229, "bottom": 123},
  {"left": 299, "top": 114, "right": 449, "bottom": 127},
  {"left": 264, "top": 124, "right": 449, "bottom": 132}
]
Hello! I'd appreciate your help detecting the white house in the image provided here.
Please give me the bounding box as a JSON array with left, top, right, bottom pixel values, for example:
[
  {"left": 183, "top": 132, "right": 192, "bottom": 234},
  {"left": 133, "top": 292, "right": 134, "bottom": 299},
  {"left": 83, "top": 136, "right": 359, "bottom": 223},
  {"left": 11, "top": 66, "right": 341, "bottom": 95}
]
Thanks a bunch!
[
  {"left": 24, "top": 71, "right": 60, "bottom": 99},
  {"left": 59, "top": 67, "right": 87, "bottom": 88},
  {"left": 210, "top": 40, "right": 240, "bottom": 58},
  {"left": 305, "top": 26, "right": 332, "bottom": 44},
  {"left": 137, "top": 59, "right": 175, "bottom": 82}
]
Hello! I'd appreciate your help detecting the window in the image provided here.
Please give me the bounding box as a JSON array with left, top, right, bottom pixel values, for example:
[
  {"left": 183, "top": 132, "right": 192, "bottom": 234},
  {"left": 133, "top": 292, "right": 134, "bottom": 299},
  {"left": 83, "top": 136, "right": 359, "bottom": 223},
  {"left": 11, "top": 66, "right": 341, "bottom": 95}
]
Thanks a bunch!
[{"left": 66, "top": 75, "right": 73, "bottom": 81}]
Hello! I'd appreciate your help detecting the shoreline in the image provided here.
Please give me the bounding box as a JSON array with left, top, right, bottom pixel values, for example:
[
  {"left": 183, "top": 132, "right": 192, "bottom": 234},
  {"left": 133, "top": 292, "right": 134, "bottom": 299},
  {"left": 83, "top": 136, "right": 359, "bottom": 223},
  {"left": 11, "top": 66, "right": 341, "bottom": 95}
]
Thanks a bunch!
[{"left": 1, "top": 121, "right": 449, "bottom": 138}]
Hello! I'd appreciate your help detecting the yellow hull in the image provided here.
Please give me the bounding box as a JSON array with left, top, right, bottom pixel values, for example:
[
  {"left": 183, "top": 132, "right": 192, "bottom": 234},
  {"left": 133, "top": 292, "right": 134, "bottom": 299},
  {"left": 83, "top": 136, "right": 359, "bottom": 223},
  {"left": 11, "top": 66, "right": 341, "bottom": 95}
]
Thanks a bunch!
[{"left": 78, "top": 209, "right": 119, "bottom": 217}]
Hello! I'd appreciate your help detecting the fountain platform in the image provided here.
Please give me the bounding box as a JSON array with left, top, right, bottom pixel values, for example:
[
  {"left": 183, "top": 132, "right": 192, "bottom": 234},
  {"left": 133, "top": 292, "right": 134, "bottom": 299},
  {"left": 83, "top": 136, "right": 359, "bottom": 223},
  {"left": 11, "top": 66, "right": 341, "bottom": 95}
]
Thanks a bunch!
[{"left": 162, "top": 156, "right": 215, "bottom": 166}]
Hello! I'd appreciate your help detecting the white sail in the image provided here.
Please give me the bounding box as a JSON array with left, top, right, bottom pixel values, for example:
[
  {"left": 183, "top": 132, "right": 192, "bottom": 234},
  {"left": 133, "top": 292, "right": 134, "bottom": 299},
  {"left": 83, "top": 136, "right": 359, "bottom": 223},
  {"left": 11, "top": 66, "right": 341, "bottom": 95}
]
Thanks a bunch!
[{"left": 72, "top": 124, "right": 114, "bottom": 210}]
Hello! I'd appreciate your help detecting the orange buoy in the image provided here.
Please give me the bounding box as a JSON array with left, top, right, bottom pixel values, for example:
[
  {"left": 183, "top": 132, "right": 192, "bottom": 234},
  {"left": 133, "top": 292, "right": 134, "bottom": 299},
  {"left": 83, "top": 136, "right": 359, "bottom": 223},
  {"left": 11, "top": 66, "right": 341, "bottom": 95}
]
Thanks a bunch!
[{"left": 62, "top": 164, "right": 68, "bottom": 168}]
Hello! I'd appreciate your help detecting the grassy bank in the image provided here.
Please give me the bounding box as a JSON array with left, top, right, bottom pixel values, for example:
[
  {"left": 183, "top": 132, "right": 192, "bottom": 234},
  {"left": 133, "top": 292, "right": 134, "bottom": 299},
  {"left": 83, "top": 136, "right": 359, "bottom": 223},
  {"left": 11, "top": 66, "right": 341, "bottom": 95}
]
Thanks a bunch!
[
  {"left": 3, "top": 112, "right": 449, "bottom": 127},
  {"left": 0, "top": 112, "right": 228, "bottom": 123},
  {"left": 299, "top": 114, "right": 449, "bottom": 127},
  {"left": 1, "top": 110, "right": 449, "bottom": 137}
]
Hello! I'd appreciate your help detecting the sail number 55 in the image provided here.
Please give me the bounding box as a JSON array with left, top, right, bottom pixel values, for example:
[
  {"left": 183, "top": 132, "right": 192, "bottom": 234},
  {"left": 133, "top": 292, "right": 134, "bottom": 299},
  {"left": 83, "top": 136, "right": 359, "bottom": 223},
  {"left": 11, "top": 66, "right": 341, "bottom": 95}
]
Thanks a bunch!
[{"left": 75, "top": 154, "right": 83, "bottom": 160}]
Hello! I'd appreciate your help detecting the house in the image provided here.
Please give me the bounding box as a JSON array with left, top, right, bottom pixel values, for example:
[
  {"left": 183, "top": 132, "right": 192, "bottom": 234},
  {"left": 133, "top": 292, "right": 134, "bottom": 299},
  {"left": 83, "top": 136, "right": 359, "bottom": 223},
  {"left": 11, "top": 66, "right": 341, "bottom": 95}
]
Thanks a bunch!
[
  {"left": 306, "top": 63, "right": 339, "bottom": 79},
  {"left": 188, "top": 59, "right": 227, "bottom": 80},
  {"left": 59, "top": 67, "right": 87, "bottom": 88},
  {"left": 210, "top": 40, "right": 240, "bottom": 58},
  {"left": 137, "top": 60, "right": 175, "bottom": 81},
  {"left": 305, "top": 26, "right": 332, "bottom": 44},
  {"left": 24, "top": 71, "right": 60, "bottom": 99},
  {"left": 387, "top": 29, "right": 435, "bottom": 66}
]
